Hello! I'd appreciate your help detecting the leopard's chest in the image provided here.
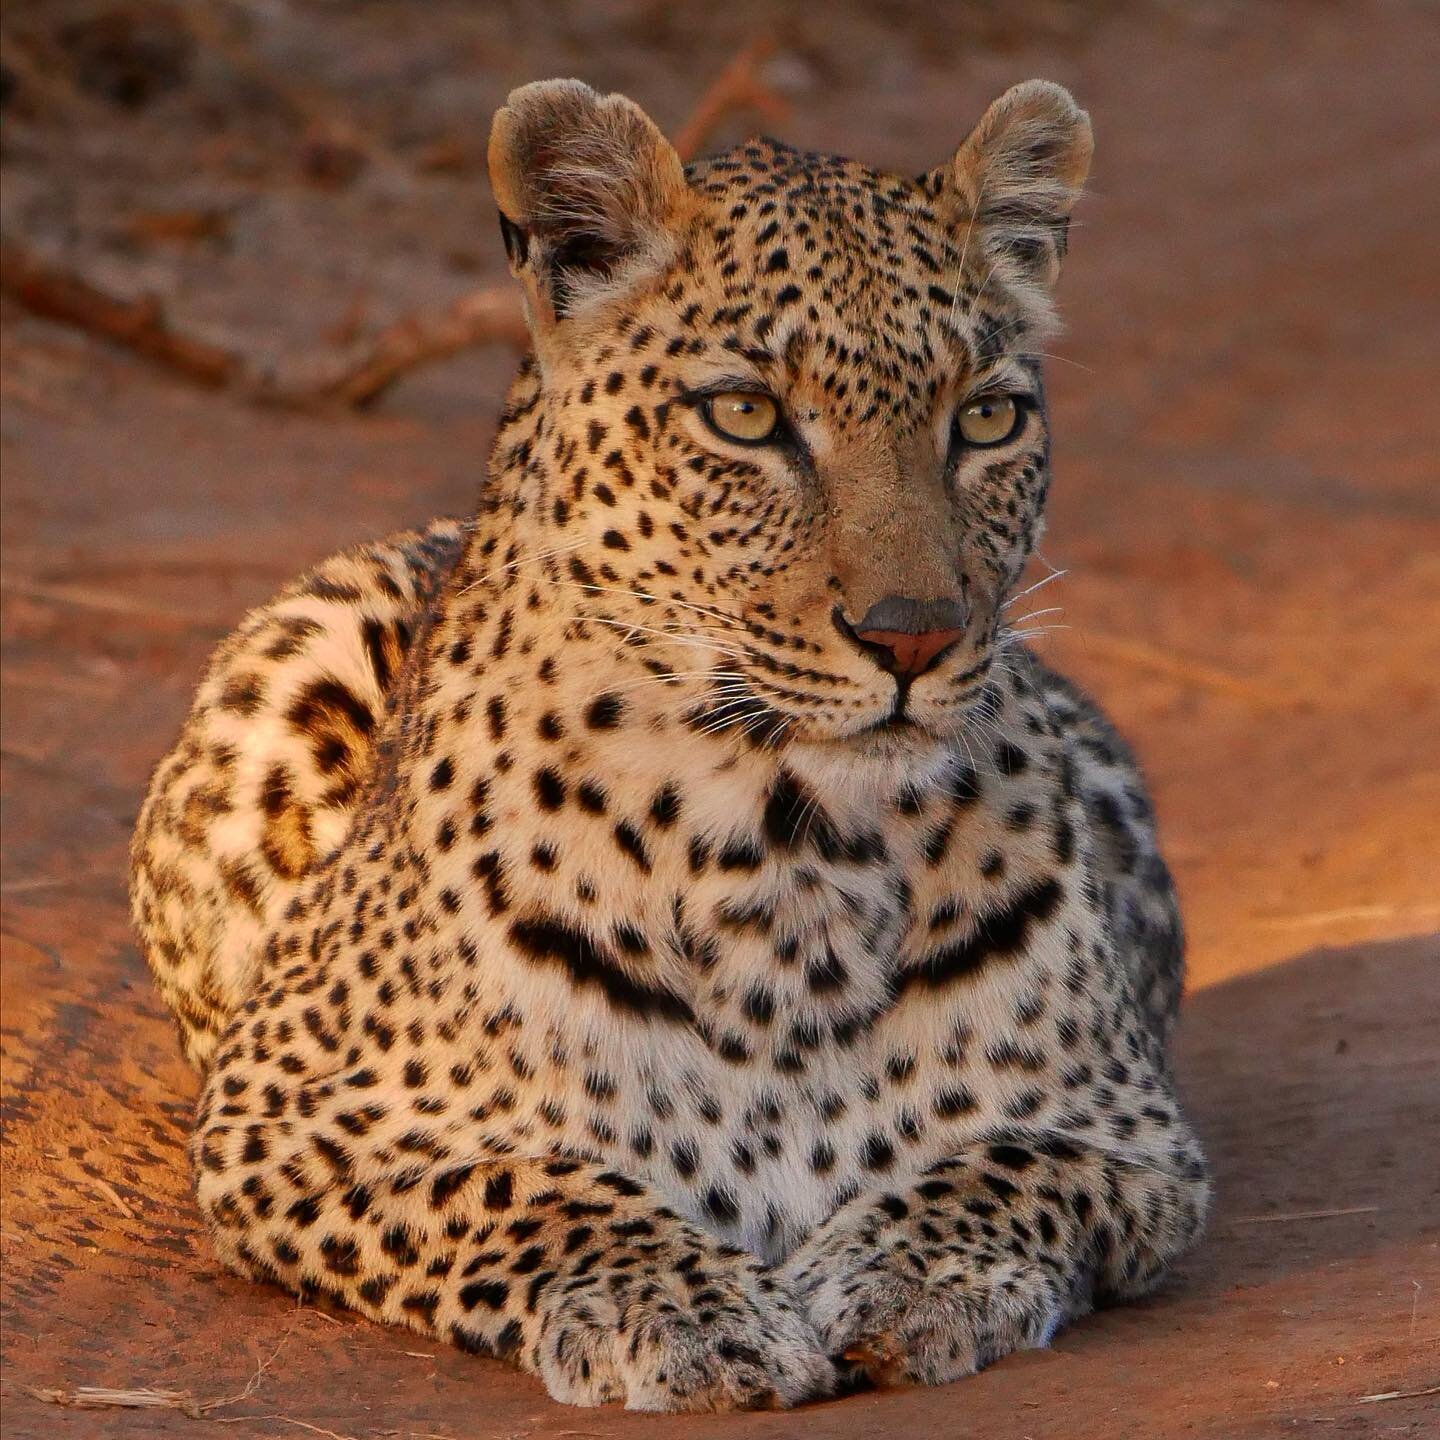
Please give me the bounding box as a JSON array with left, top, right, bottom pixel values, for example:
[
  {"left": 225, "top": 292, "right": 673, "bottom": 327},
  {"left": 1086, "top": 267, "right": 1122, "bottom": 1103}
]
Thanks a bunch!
[
  {"left": 485, "top": 833, "right": 1029, "bottom": 1261},
  {"left": 369, "top": 714, "right": 1076, "bottom": 1259}
]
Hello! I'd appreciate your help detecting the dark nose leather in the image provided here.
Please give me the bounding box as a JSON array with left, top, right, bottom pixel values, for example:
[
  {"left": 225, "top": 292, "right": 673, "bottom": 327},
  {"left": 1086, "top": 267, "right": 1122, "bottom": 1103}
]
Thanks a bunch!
[{"left": 844, "top": 595, "right": 968, "bottom": 680}]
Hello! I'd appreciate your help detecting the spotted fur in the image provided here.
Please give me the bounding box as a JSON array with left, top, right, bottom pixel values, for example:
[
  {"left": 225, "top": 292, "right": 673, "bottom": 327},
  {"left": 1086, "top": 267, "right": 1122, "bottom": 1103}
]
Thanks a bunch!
[{"left": 132, "top": 79, "right": 1208, "bottom": 1411}]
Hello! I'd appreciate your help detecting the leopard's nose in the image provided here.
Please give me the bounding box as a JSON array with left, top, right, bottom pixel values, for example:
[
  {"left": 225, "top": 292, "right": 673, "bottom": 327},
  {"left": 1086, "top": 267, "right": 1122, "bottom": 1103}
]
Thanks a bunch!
[{"left": 836, "top": 595, "right": 969, "bottom": 680}]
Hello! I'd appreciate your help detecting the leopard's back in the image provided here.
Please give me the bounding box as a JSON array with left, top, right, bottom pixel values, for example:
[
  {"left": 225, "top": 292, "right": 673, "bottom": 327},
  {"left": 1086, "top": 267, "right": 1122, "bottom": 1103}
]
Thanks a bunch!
[{"left": 129, "top": 518, "right": 466, "bottom": 1066}]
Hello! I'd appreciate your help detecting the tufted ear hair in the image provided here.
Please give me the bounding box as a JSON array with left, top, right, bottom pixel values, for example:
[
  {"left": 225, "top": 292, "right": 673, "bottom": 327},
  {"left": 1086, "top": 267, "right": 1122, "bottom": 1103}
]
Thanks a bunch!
[
  {"left": 933, "top": 80, "right": 1093, "bottom": 290},
  {"left": 488, "top": 79, "right": 689, "bottom": 327}
]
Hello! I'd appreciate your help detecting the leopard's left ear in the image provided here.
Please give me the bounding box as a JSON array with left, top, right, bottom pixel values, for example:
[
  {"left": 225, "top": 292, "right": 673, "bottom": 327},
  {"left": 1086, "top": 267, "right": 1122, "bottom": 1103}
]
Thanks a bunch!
[
  {"left": 929, "top": 80, "right": 1093, "bottom": 289},
  {"left": 488, "top": 79, "right": 690, "bottom": 330}
]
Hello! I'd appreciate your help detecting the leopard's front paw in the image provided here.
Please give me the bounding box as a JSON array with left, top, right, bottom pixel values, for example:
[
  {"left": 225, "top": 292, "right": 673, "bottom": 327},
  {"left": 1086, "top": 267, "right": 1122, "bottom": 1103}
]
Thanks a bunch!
[
  {"left": 538, "top": 1252, "right": 835, "bottom": 1411},
  {"left": 788, "top": 1246, "right": 1073, "bottom": 1389}
]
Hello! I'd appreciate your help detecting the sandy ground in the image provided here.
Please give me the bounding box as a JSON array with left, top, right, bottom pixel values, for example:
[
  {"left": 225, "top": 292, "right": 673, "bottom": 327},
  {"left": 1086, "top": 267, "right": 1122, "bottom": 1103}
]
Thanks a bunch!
[{"left": 2, "top": 3, "right": 1437, "bottom": 1437}]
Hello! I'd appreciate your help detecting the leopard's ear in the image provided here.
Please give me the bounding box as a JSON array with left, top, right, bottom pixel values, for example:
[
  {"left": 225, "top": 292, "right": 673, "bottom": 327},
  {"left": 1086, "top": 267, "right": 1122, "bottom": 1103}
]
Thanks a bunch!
[
  {"left": 488, "top": 79, "right": 689, "bottom": 329},
  {"left": 930, "top": 80, "right": 1093, "bottom": 289}
]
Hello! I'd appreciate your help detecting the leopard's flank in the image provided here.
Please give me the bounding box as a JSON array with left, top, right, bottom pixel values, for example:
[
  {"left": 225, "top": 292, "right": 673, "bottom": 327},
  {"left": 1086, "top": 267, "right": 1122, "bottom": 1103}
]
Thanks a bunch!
[{"left": 132, "top": 78, "right": 1209, "bottom": 1412}]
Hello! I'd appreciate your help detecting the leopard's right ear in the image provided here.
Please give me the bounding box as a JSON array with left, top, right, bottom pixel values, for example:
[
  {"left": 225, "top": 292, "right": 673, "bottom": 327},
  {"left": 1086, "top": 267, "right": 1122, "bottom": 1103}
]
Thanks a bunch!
[
  {"left": 488, "top": 80, "right": 689, "bottom": 330},
  {"left": 928, "top": 80, "right": 1093, "bottom": 292}
]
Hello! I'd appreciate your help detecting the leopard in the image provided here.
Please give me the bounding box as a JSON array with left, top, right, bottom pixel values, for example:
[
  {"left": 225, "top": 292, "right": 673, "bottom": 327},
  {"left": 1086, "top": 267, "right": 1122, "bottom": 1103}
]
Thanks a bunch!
[{"left": 130, "top": 77, "right": 1209, "bottom": 1412}]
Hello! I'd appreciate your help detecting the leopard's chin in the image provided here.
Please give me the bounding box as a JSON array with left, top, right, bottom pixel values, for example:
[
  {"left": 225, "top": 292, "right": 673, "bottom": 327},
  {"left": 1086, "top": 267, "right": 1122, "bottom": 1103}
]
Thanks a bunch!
[{"left": 793, "top": 711, "right": 950, "bottom": 764}]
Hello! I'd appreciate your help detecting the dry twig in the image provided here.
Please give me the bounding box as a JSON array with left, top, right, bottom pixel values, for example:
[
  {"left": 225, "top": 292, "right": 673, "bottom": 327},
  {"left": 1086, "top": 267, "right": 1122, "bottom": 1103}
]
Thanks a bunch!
[
  {"left": 90, "top": 1177, "right": 136, "bottom": 1220},
  {"left": 1355, "top": 1384, "right": 1440, "bottom": 1404},
  {"left": 26, "top": 1385, "right": 203, "bottom": 1416}
]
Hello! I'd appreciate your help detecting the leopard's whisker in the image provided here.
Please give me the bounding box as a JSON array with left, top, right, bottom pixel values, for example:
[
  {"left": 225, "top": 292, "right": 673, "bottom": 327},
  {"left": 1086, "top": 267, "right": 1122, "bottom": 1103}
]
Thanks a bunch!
[
  {"left": 585, "top": 615, "right": 750, "bottom": 660},
  {"left": 553, "top": 579, "right": 749, "bottom": 631},
  {"left": 456, "top": 539, "right": 590, "bottom": 596},
  {"left": 1003, "top": 567, "right": 1068, "bottom": 609}
]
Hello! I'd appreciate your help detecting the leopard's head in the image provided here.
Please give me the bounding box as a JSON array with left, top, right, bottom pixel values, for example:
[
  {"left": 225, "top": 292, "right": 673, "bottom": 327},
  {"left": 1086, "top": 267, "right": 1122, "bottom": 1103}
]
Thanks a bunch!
[{"left": 487, "top": 78, "right": 1091, "bottom": 766}]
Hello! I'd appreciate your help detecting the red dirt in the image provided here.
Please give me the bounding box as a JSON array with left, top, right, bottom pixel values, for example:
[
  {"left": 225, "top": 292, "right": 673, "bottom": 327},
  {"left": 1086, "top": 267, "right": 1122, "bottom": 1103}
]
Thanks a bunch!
[{"left": 2, "top": 4, "right": 1437, "bottom": 1438}]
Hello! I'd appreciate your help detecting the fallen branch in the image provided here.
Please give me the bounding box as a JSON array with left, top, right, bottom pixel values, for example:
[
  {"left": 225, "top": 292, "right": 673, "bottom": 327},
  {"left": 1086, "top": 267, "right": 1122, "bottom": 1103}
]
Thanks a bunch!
[
  {"left": 262, "top": 285, "right": 527, "bottom": 410},
  {"left": 265, "top": 35, "right": 787, "bottom": 410},
  {"left": 1, "top": 241, "right": 237, "bottom": 389},
  {"left": 1, "top": 39, "right": 786, "bottom": 412}
]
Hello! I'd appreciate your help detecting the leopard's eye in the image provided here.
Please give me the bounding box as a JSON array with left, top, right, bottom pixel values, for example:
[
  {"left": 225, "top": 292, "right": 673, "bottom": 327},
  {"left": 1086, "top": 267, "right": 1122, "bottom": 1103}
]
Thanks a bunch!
[
  {"left": 955, "top": 394, "right": 1022, "bottom": 448},
  {"left": 703, "top": 392, "right": 780, "bottom": 444}
]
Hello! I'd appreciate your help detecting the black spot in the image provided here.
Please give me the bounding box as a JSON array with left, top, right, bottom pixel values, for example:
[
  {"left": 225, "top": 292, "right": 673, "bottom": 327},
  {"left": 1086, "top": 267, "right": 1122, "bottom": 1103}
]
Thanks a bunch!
[
  {"left": 949, "top": 764, "right": 983, "bottom": 805},
  {"left": 459, "top": 1278, "right": 510, "bottom": 1311},
  {"left": 483, "top": 1170, "right": 514, "bottom": 1211},
  {"left": 612, "top": 821, "right": 652, "bottom": 873},
  {"left": 804, "top": 947, "right": 848, "bottom": 993},
  {"left": 933, "top": 1086, "right": 976, "bottom": 1118},
  {"left": 577, "top": 780, "right": 608, "bottom": 814},
  {"left": 897, "top": 879, "right": 1064, "bottom": 994},
  {"left": 703, "top": 1185, "right": 740, "bottom": 1225},
  {"left": 219, "top": 672, "right": 265, "bottom": 716},
  {"left": 987, "top": 1143, "right": 1036, "bottom": 1171},
  {"left": 649, "top": 783, "right": 682, "bottom": 827},
  {"left": 534, "top": 768, "right": 567, "bottom": 810},
  {"left": 862, "top": 1133, "right": 895, "bottom": 1171},
  {"left": 763, "top": 771, "right": 812, "bottom": 848},
  {"left": 878, "top": 1194, "right": 909, "bottom": 1221},
  {"left": 508, "top": 914, "right": 692, "bottom": 1022},
  {"left": 585, "top": 694, "right": 624, "bottom": 729},
  {"left": 717, "top": 836, "right": 765, "bottom": 871},
  {"left": 742, "top": 987, "right": 775, "bottom": 1025}
]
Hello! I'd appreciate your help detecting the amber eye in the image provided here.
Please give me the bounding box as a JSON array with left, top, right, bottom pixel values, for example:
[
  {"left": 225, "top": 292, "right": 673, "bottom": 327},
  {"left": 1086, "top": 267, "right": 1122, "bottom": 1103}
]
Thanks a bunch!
[
  {"left": 703, "top": 392, "right": 781, "bottom": 444},
  {"left": 955, "top": 394, "right": 1022, "bottom": 448}
]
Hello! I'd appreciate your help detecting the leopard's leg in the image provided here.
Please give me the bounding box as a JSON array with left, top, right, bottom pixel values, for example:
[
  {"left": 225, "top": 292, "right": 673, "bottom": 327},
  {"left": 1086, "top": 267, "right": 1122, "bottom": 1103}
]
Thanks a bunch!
[
  {"left": 781, "top": 1123, "right": 1208, "bottom": 1387},
  {"left": 130, "top": 519, "right": 465, "bottom": 1067},
  {"left": 194, "top": 1043, "right": 833, "bottom": 1412}
]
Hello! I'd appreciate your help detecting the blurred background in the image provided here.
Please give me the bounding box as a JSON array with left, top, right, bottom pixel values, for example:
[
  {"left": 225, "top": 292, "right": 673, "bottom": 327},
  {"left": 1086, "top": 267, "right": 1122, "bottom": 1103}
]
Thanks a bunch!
[{"left": 2, "top": 4, "right": 1437, "bottom": 1438}]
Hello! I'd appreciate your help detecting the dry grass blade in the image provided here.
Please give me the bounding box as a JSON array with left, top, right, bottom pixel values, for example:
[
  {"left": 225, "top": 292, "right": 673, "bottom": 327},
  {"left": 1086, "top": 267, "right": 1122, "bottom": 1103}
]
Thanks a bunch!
[
  {"left": 1231, "top": 1205, "right": 1379, "bottom": 1226},
  {"left": 26, "top": 1316, "right": 296, "bottom": 1422}
]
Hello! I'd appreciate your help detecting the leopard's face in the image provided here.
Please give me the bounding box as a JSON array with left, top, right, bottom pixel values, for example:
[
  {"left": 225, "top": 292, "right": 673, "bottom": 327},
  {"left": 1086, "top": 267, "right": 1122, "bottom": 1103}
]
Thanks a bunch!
[{"left": 489, "top": 82, "right": 1090, "bottom": 763}]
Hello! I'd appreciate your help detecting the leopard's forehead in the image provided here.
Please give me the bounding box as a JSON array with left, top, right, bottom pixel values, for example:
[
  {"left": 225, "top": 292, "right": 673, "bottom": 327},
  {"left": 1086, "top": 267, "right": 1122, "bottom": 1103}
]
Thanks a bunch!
[
  {"left": 661, "top": 139, "right": 1020, "bottom": 434},
  {"left": 685, "top": 138, "right": 968, "bottom": 312}
]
